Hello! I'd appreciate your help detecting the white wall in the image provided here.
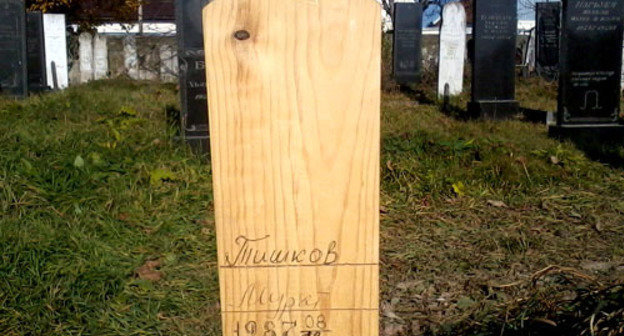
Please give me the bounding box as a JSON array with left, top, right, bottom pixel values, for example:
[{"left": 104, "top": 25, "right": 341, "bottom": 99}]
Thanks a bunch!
[
  {"left": 73, "top": 31, "right": 178, "bottom": 84},
  {"left": 79, "top": 33, "right": 94, "bottom": 83}
]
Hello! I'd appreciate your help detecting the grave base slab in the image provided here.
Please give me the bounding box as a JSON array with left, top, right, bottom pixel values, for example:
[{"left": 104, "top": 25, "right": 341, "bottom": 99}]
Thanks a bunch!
[
  {"left": 184, "top": 135, "right": 210, "bottom": 155},
  {"left": 548, "top": 124, "right": 624, "bottom": 139},
  {"left": 468, "top": 100, "right": 520, "bottom": 120}
]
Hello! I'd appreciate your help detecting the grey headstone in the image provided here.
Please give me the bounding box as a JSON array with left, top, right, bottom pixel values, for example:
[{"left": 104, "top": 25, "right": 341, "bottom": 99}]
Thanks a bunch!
[
  {"left": 557, "top": 0, "right": 624, "bottom": 126},
  {"left": 0, "top": 0, "right": 27, "bottom": 97},
  {"left": 438, "top": 2, "right": 466, "bottom": 97},
  {"left": 393, "top": 2, "right": 423, "bottom": 84},
  {"left": 27, "top": 11, "right": 48, "bottom": 93},
  {"left": 468, "top": 0, "right": 519, "bottom": 120},
  {"left": 176, "top": 0, "right": 211, "bottom": 153}
]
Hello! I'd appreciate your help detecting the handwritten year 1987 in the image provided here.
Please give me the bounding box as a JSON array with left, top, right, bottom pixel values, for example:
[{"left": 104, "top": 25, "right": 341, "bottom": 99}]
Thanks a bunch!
[{"left": 233, "top": 314, "right": 329, "bottom": 336}]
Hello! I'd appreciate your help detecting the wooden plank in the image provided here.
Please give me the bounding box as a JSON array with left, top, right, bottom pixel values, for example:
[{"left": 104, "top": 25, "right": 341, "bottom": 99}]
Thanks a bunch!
[{"left": 202, "top": 0, "right": 380, "bottom": 335}]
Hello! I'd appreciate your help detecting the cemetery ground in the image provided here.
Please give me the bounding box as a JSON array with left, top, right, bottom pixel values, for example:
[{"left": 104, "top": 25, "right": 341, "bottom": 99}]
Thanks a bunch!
[{"left": 1, "top": 79, "right": 624, "bottom": 336}]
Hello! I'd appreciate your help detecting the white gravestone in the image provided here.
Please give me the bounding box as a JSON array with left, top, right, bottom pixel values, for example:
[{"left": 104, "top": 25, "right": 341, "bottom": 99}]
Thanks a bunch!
[
  {"left": 159, "top": 44, "right": 178, "bottom": 82},
  {"left": 79, "top": 33, "right": 93, "bottom": 83},
  {"left": 123, "top": 36, "right": 139, "bottom": 80},
  {"left": 524, "top": 28, "right": 536, "bottom": 73},
  {"left": 43, "top": 14, "right": 69, "bottom": 89},
  {"left": 138, "top": 48, "right": 159, "bottom": 81},
  {"left": 437, "top": 2, "right": 466, "bottom": 97},
  {"left": 93, "top": 34, "right": 108, "bottom": 80}
]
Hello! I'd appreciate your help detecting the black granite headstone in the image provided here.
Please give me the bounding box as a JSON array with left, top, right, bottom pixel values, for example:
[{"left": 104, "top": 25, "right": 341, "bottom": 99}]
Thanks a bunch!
[
  {"left": 557, "top": 0, "right": 624, "bottom": 126},
  {"left": 26, "top": 11, "right": 48, "bottom": 93},
  {"left": 393, "top": 3, "right": 422, "bottom": 84},
  {"left": 0, "top": 0, "right": 27, "bottom": 97},
  {"left": 175, "top": 0, "right": 211, "bottom": 152},
  {"left": 536, "top": 2, "right": 560, "bottom": 79},
  {"left": 469, "top": 0, "right": 519, "bottom": 119}
]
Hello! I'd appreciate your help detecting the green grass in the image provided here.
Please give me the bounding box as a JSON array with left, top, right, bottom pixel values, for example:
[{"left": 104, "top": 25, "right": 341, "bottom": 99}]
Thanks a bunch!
[
  {"left": 1, "top": 79, "right": 623, "bottom": 335},
  {"left": 0, "top": 81, "right": 219, "bottom": 335},
  {"left": 380, "top": 88, "right": 624, "bottom": 335}
]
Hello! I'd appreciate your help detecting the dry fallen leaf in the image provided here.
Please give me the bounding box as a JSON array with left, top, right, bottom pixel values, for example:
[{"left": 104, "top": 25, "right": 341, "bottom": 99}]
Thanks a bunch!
[
  {"left": 396, "top": 280, "right": 423, "bottom": 291},
  {"left": 533, "top": 317, "right": 557, "bottom": 327},
  {"left": 487, "top": 200, "right": 508, "bottom": 208},
  {"left": 580, "top": 261, "right": 613, "bottom": 272},
  {"left": 382, "top": 322, "right": 406, "bottom": 336},
  {"left": 196, "top": 219, "right": 211, "bottom": 226},
  {"left": 144, "top": 260, "right": 162, "bottom": 269},
  {"left": 381, "top": 301, "right": 404, "bottom": 322},
  {"left": 136, "top": 269, "right": 164, "bottom": 281},
  {"left": 516, "top": 156, "right": 527, "bottom": 165},
  {"left": 135, "top": 259, "right": 164, "bottom": 282}
]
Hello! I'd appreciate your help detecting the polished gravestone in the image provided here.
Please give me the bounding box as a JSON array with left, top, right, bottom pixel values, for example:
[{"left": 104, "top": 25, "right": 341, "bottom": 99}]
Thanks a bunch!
[
  {"left": 0, "top": 0, "right": 27, "bottom": 97},
  {"left": 26, "top": 11, "right": 48, "bottom": 93},
  {"left": 438, "top": 2, "right": 466, "bottom": 98},
  {"left": 536, "top": 2, "right": 560, "bottom": 80},
  {"left": 468, "top": 0, "right": 519, "bottom": 119},
  {"left": 393, "top": 2, "right": 422, "bottom": 84},
  {"left": 555, "top": 0, "right": 624, "bottom": 128},
  {"left": 176, "top": 0, "right": 211, "bottom": 152}
]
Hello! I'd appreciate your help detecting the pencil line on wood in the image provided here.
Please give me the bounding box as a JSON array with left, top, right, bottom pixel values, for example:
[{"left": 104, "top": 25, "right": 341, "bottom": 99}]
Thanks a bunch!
[
  {"left": 219, "top": 263, "right": 379, "bottom": 269},
  {"left": 222, "top": 308, "right": 379, "bottom": 314}
]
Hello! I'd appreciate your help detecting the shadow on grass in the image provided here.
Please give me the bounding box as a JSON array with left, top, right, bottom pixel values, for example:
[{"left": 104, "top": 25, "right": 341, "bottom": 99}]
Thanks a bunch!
[
  {"left": 519, "top": 107, "right": 548, "bottom": 124},
  {"left": 441, "top": 285, "right": 624, "bottom": 336},
  {"left": 439, "top": 100, "right": 470, "bottom": 121},
  {"left": 435, "top": 98, "right": 550, "bottom": 124},
  {"left": 398, "top": 85, "right": 437, "bottom": 106},
  {"left": 393, "top": 80, "right": 624, "bottom": 170},
  {"left": 550, "top": 128, "right": 624, "bottom": 168}
]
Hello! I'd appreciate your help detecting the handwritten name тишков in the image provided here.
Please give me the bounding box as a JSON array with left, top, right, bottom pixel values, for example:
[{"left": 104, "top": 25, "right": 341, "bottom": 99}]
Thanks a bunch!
[{"left": 223, "top": 235, "right": 339, "bottom": 268}]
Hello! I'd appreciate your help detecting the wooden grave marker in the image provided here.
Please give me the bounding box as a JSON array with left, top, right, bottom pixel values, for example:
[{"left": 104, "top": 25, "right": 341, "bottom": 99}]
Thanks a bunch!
[{"left": 203, "top": 0, "right": 381, "bottom": 335}]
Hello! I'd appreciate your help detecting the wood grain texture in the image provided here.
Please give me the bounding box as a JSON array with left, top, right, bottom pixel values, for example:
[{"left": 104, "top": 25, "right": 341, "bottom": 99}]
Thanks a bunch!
[{"left": 203, "top": 0, "right": 380, "bottom": 335}]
